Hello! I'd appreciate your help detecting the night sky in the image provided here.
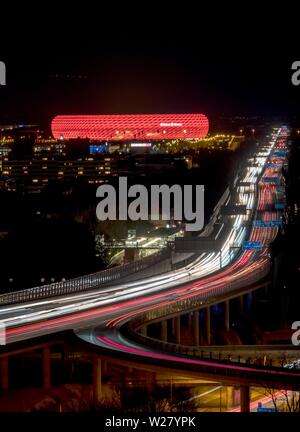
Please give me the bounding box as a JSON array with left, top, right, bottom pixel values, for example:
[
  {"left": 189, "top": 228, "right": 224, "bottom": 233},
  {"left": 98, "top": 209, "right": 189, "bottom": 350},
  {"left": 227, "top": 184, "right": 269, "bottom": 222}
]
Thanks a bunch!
[{"left": 1, "top": 8, "right": 299, "bottom": 129}]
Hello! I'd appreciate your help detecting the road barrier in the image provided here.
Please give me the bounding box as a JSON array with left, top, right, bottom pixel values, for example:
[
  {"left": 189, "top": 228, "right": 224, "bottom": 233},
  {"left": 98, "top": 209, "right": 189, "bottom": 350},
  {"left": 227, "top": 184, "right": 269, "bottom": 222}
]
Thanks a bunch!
[{"left": 0, "top": 248, "right": 170, "bottom": 305}]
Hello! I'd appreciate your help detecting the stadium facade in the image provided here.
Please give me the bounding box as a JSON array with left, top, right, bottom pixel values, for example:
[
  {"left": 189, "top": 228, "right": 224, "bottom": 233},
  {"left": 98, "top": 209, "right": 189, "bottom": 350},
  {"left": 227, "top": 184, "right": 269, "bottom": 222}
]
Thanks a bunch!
[{"left": 51, "top": 114, "right": 209, "bottom": 141}]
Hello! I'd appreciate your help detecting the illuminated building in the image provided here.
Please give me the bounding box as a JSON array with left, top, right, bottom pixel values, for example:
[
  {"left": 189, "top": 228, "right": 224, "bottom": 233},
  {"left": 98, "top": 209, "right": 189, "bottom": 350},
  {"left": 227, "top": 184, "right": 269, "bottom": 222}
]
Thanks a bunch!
[
  {"left": 51, "top": 114, "right": 209, "bottom": 141},
  {"left": 1, "top": 157, "right": 116, "bottom": 192}
]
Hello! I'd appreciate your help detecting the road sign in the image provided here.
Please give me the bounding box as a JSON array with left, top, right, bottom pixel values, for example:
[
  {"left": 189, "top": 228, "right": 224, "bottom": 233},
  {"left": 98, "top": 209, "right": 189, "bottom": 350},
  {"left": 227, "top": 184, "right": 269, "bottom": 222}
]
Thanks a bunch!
[
  {"left": 253, "top": 220, "right": 283, "bottom": 228},
  {"left": 257, "top": 406, "right": 277, "bottom": 412},
  {"left": 275, "top": 147, "right": 288, "bottom": 152},
  {"left": 268, "top": 163, "right": 282, "bottom": 168},
  {"left": 261, "top": 177, "right": 281, "bottom": 183},
  {"left": 257, "top": 402, "right": 277, "bottom": 412},
  {"left": 275, "top": 203, "right": 285, "bottom": 209},
  {"left": 272, "top": 149, "right": 288, "bottom": 158},
  {"left": 242, "top": 241, "right": 262, "bottom": 251}
]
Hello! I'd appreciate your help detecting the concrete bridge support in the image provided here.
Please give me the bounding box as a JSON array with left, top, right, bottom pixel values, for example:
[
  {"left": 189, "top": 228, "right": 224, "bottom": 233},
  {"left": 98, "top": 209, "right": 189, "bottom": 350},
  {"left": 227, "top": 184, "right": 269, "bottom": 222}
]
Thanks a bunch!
[
  {"left": 225, "top": 300, "right": 230, "bottom": 332},
  {"left": 239, "top": 295, "right": 244, "bottom": 316},
  {"left": 93, "top": 357, "right": 102, "bottom": 403},
  {"left": 246, "top": 292, "right": 253, "bottom": 316},
  {"left": 175, "top": 316, "right": 181, "bottom": 345},
  {"left": 204, "top": 306, "right": 211, "bottom": 345},
  {"left": 42, "top": 347, "right": 51, "bottom": 389},
  {"left": 193, "top": 310, "right": 200, "bottom": 346},
  {"left": 240, "top": 385, "right": 250, "bottom": 412},
  {"left": 160, "top": 320, "right": 168, "bottom": 342}
]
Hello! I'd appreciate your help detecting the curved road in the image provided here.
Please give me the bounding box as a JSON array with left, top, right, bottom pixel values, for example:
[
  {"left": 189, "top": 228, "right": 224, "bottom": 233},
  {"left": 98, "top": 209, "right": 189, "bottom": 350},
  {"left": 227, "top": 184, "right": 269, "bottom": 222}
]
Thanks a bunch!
[{"left": 1, "top": 127, "right": 297, "bottom": 386}]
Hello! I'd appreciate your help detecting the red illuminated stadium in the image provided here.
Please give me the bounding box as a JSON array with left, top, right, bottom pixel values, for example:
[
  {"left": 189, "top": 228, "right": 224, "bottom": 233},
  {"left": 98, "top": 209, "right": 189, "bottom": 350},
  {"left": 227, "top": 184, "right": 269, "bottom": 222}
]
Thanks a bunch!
[{"left": 51, "top": 114, "right": 209, "bottom": 141}]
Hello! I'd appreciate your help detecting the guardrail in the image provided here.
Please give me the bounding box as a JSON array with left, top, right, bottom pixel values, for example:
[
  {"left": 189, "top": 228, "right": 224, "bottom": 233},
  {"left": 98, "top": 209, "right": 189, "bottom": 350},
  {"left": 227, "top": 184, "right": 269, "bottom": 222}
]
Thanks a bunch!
[
  {"left": 0, "top": 248, "right": 171, "bottom": 306},
  {"left": 119, "top": 262, "right": 291, "bottom": 378},
  {"left": 123, "top": 324, "right": 291, "bottom": 370},
  {"left": 120, "top": 260, "right": 271, "bottom": 331}
]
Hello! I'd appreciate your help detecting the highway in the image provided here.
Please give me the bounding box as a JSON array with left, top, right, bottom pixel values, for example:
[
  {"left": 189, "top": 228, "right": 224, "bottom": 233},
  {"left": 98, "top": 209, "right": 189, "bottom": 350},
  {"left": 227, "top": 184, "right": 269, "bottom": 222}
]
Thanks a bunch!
[
  {"left": 0, "top": 167, "right": 254, "bottom": 340},
  {"left": 1, "top": 127, "right": 297, "bottom": 386},
  {"left": 75, "top": 128, "right": 300, "bottom": 385}
]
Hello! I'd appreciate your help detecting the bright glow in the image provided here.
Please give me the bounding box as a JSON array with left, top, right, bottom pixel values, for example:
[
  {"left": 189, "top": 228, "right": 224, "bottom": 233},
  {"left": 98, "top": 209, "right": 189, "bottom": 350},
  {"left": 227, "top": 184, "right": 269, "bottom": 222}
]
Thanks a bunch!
[
  {"left": 51, "top": 114, "right": 209, "bottom": 141},
  {"left": 130, "top": 143, "right": 152, "bottom": 148}
]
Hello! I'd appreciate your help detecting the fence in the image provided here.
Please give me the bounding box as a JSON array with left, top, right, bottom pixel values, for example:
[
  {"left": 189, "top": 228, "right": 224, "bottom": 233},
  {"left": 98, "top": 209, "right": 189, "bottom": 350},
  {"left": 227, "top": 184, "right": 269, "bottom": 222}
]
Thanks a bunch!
[
  {"left": 0, "top": 248, "right": 170, "bottom": 305},
  {"left": 121, "top": 260, "right": 271, "bottom": 329}
]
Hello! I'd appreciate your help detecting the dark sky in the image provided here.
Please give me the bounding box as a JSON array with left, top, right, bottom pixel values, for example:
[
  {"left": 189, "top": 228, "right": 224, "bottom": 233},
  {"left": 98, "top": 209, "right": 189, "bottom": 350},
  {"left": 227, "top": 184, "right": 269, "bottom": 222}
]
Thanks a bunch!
[{"left": 1, "top": 7, "right": 299, "bottom": 128}]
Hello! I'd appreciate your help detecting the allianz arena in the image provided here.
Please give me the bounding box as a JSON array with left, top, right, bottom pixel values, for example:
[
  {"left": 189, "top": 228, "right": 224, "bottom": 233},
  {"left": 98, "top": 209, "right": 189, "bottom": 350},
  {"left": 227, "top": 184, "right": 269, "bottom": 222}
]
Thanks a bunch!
[{"left": 51, "top": 114, "right": 209, "bottom": 141}]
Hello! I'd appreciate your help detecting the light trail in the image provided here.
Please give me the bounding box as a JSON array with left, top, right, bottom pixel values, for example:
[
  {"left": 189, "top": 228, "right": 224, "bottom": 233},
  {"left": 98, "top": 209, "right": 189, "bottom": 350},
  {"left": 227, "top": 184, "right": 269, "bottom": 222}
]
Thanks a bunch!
[{"left": 0, "top": 127, "right": 291, "bottom": 387}]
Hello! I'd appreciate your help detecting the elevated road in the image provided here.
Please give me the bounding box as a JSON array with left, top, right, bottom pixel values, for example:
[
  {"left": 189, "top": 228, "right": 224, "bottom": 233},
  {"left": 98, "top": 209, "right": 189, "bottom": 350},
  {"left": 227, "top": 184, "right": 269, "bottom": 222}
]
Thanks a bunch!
[{"left": 0, "top": 127, "right": 295, "bottom": 389}]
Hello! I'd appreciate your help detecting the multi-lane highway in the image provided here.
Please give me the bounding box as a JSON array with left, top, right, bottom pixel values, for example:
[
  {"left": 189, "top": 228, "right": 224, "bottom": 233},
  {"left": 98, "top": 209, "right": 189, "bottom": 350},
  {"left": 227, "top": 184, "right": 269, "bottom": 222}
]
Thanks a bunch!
[
  {"left": 76, "top": 127, "right": 299, "bottom": 385},
  {"left": 0, "top": 127, "right": 296, "bottom": 386}
]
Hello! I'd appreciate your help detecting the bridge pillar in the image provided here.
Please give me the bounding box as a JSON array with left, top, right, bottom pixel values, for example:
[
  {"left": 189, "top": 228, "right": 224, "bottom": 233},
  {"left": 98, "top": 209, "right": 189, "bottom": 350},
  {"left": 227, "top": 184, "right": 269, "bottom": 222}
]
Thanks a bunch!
[
  {"left": 160, "top": 320, "right": 168, "bottom": 342},
  {"left": 175, "top": 316, "right": 181, "bottom": 345},
  {"left": 188, "top": 312, "right": 193, "bottom": 329},
  {"left": 193, "top": 311, "right": 200, "bottom": 346},
  {"left": 43, "top": 347, "right": 51, "bottom": 389},
  {"left": 239, "top": 295, "right": 244, "bottom": 316},
  {"left": 93, "top": 357, "right": 102, "bottom": 403},
  {"left": 225, "top": 300, "right": 230, "bottom": 332},
  {"left": 171, "top": 318, "right": 175, "bottom": 340},
  {"left": 246, "top": 292, "right": 253, "bottom": 316},
  {"left": 0, "top": 356, "right": 9, "bottom": 390},
  {"left": 240, "top": 385, "right": 250, "bottom": 412},
  {"left": 204, "top": 306, "right": 211, "bottom": 345}
]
